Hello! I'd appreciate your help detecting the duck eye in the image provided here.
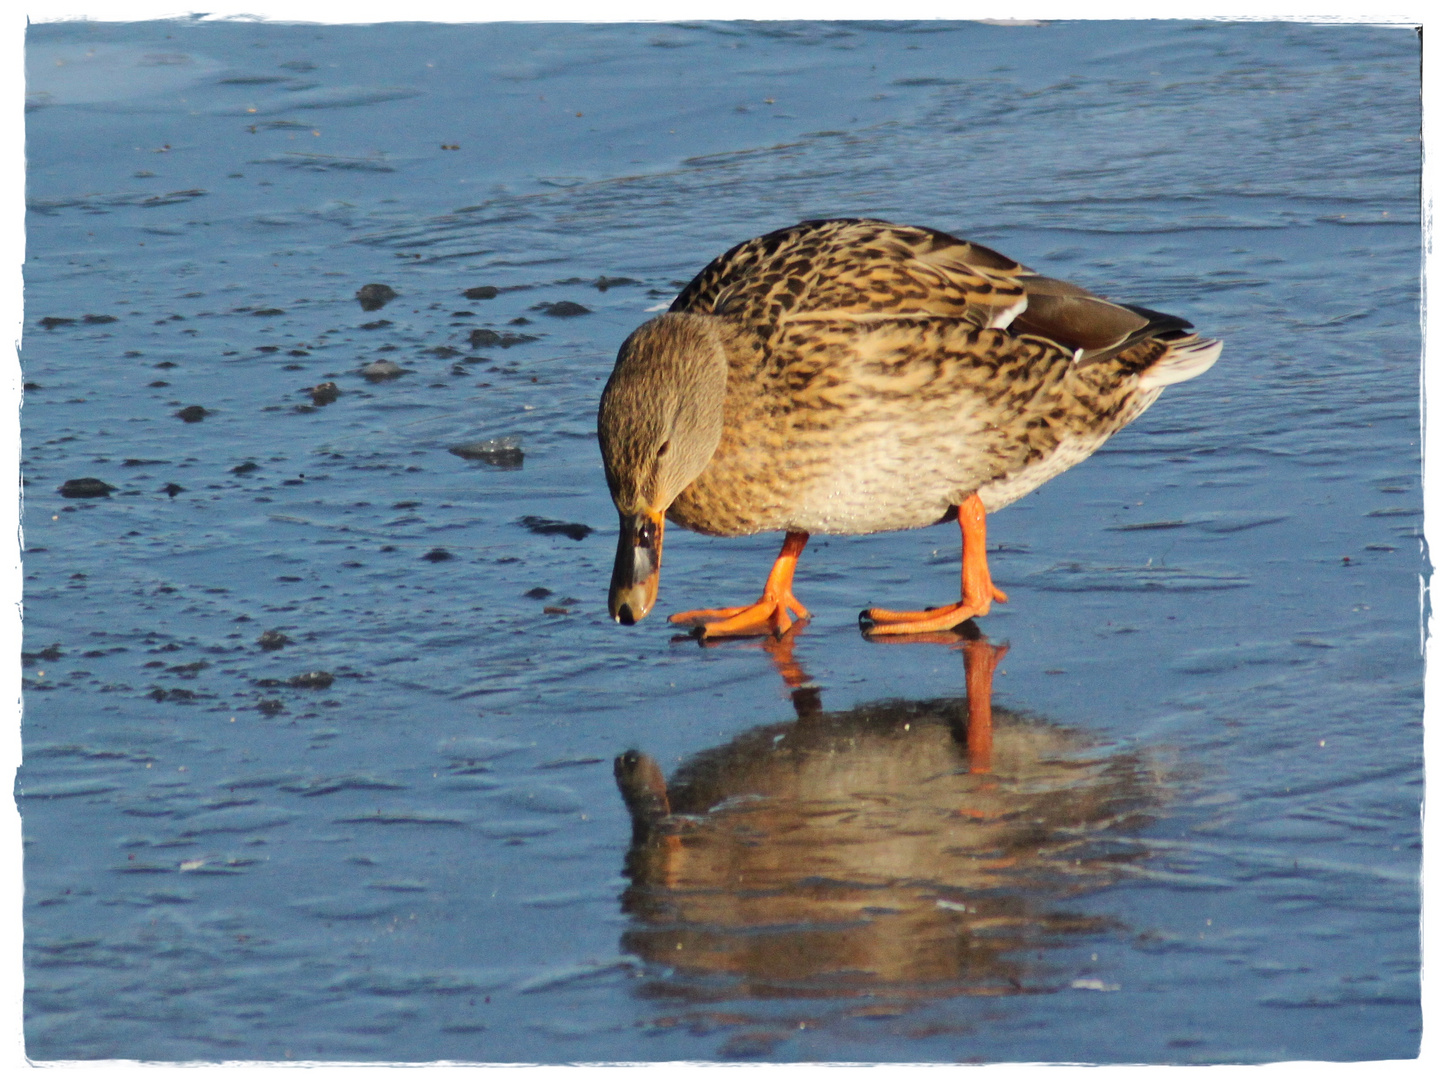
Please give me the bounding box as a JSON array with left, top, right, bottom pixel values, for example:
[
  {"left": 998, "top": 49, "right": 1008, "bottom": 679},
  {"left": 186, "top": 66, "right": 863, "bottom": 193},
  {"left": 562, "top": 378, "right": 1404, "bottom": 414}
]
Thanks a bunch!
[{"left": 656, "top": 440, "right": 670, "bottom": 458}]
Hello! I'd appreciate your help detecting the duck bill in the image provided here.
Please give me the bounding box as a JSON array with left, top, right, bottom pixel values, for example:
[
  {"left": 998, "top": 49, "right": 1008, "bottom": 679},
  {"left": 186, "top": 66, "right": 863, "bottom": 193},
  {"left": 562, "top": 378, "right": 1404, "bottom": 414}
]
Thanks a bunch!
[{"left": 609, "top": 510, "right": 665, "bottom": 625}]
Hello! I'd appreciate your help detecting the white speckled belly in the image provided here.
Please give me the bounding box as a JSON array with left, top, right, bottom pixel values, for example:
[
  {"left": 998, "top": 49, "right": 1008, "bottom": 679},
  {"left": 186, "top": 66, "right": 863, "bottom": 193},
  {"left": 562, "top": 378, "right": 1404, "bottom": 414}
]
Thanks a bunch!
[{"left": 782, "top": 420, "right": 988, "bottom": 535}]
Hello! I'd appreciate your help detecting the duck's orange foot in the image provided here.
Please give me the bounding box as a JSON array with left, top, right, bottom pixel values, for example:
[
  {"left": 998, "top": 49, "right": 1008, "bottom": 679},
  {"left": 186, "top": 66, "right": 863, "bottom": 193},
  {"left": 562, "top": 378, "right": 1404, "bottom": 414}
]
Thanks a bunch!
[
  {"left": 860, "top": 584, "right": 1007, "bottom": 637},
  {"left": 669, "top": 591, "right": 810, "bottom": 639},
  {"left": 669, "top": 531, "right": 812, "bottom": 639}
]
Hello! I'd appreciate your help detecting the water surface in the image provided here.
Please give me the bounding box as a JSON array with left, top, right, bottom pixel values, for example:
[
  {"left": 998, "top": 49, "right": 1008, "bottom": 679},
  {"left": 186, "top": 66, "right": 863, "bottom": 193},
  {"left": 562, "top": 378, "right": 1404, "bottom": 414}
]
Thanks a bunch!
[{"left": 20, "top": 18, "right": 1422, "bottom": 1062}]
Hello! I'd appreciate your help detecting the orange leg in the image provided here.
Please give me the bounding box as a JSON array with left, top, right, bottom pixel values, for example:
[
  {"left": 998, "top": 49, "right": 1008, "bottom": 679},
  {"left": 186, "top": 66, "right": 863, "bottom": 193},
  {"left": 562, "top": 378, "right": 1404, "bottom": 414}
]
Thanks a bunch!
[
  {"left": 669, "top": 531, "right": 811, "bottom": 639},
  {"left": 862, "top": 494, "right": 1008, "bottom": 636}
]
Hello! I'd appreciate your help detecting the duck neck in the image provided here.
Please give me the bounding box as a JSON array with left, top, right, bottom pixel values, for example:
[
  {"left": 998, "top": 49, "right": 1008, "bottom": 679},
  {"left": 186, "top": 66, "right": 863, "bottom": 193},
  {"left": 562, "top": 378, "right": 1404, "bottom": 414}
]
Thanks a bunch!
[{"left": 659, "top": 312, "right": 728, "bottom": 495}]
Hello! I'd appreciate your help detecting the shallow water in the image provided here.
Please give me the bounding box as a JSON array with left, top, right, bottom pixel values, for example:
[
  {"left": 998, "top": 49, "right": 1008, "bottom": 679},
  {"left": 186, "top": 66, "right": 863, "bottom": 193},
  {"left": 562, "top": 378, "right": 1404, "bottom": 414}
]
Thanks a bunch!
[{"left": 20, "top": 18, "right": 1421, "bottom": 1062}]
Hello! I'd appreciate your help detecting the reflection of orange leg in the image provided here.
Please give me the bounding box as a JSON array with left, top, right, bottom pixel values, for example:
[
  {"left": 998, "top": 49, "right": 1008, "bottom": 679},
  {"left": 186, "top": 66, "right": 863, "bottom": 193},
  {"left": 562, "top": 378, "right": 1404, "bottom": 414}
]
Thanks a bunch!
[
  {"left": 658, "top": 834, "right": 684, "bottom": 890},
  {"left": 863, "top": 494, "right": 1007, "bottom": 636},
  {"left": 669, "top": 532, "right": 811, "bottom": 639},
  {"left": 962, "top": 637, "right": 1008, "bottom": 774},
  {"left": 684, "top": 622, "right": 816, "bottom": 691},
  {"left": 759, "top": 625, "right": 812, "bottom": 689}
]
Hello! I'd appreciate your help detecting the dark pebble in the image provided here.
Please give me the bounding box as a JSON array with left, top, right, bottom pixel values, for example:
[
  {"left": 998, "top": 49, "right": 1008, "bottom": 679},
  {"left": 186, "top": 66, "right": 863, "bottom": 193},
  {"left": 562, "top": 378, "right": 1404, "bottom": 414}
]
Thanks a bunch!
[
  {"left": 289, "top": 671, "right": 334, "bottom": 690},
  {"left": 83, "top": 313, "right": 119, "bottom": 324},
  {"left": 258, "top": 629, "right": 291, "bottom": 651},
  {"left": 231, "top": 461, "right": 260, "bottom": 475},
  {"left": 517, "top": 516, "right": 592, "bottom": 541},
  {"left": 462, "top": 285, "right": 499, "bottom": 300},
  {"left": 59, "top": 478, "right": 116, "bottom": 498},
  {"left": 534, "top": 301, "right": 591, "bottom": 318},
  {"left": 253, "top": 308, "right": 286, "bottom": 316},
  {"left": 427, "top": 345, "right": 462, "bottom": 358},
  {"left": 524, "top": 586, "right": 553, "bottom": 599},
  {"left": 542, "top": 606, "right": 570, "bottom": 615},
  {"left": 422, "top": 548, "right": 454, "bottom": 562},
  {"left": 24, "top": 382, "right": 40, "bottom": 390},
  {"left": 149, "top": 380, "right": 169, "bottom": 387},
  {"left": 256, "top": 698, "right": 286, "bottom": 716},
  {"left": 594, "top": 276, "right": 639, "bottom": 291},
  {"left": 449, "top": 440, "right": 523, "bottom": 469},
  {"left": 39, "top": 316, "right": 76, "bottom": 329},
  {"left": 148, "top": 687, "right": 196, "bottom": 702},
  {"left": 161, "top": 483, "right": 184, "bottom": 498},
  {"left": 360, "top": 361, "right": 407, "bottom": 382},
  {"left": 469, "top": 329, "right": 537, "bottom": 349},
  {"left": 309, "top": 381, "right": 340, "bottom": 405},
  {"left": 356, "top": 283, "right": 398, "bottom": 311},
  {"left": 176, "top": 405, "right": 209, "bottom": 422},
  {"left": 360, "top": 319, "right": 393, "bottom": 331}
]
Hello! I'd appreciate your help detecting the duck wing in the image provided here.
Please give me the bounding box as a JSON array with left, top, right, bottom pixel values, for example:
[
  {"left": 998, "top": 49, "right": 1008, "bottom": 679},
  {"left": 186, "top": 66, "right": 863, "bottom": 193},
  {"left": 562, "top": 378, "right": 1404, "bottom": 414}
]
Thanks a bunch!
[
  {"left": 672, "top": 218, "right": 1195, "bottom": 363},
  {"left": 670, "top": 218, "right": 1030, "bottom": 330}
]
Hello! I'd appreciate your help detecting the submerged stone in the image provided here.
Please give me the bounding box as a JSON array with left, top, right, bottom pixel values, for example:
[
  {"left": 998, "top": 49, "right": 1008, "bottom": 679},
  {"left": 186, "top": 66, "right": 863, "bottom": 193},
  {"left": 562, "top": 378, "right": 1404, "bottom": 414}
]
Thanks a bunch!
[
  {"left": 517, "top": 516, "right": 592, "bottom": 541},
  {"left": 449, "top": 438, "right": 523, "bottom": 468},
  {"left": 58, "top": 477, "right": 116, "bottom": 498},
  {"left": 356, "top": 283, "right": 398, "bottom": 311}
]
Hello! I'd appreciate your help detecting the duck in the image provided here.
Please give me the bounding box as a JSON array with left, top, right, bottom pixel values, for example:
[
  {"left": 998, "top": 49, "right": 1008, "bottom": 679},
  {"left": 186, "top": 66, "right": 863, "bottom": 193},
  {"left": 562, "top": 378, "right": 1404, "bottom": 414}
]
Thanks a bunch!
[{"left": 597, "top": 218, "right": 1221, "bottom": 638}]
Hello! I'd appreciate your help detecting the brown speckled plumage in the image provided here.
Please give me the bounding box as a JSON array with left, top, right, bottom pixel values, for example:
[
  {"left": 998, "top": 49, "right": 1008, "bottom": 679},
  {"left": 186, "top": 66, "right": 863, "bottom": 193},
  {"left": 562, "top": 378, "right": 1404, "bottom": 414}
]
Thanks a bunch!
[
  {"left": 598, "top": 218, "right": 1221, "bottom": 633},
  {"left": 653, "top": 219, "right": 1216, "bottom": 535}
]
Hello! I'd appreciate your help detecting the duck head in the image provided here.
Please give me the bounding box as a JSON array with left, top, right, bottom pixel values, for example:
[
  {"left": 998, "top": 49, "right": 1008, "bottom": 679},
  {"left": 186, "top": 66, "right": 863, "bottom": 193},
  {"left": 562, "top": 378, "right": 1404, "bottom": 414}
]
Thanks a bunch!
[{"left": 598, "top": 312, "right": 727, "bottom": 625}]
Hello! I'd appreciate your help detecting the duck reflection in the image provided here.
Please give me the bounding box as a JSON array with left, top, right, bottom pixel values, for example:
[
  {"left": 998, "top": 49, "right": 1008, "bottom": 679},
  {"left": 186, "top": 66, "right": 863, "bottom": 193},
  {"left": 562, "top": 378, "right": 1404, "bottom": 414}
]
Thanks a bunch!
[{"left": 614, "top": 628, "right": 1164, "bottom": 1003}]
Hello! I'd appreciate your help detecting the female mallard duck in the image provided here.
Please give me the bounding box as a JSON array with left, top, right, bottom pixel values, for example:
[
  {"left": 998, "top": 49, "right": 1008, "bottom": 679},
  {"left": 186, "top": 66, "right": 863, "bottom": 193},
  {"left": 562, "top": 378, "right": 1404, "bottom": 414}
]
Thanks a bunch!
[{"left": 598, "top": 218, "right": 1221, "bottom": 638}]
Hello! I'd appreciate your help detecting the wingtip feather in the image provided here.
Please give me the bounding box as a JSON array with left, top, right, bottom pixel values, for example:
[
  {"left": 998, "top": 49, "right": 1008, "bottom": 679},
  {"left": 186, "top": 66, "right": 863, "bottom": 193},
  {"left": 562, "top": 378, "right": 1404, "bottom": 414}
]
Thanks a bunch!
[{"left": 1138, "top": 337, "right": 1222, "bottom": 390}]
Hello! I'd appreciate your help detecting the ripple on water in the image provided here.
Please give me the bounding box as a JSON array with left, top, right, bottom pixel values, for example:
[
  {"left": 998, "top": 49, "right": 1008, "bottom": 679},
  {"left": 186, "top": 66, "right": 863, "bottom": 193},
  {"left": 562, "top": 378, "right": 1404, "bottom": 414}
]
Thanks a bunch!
[{"left": 1027, "top": 562, "right": 1252, "bottom": 592}]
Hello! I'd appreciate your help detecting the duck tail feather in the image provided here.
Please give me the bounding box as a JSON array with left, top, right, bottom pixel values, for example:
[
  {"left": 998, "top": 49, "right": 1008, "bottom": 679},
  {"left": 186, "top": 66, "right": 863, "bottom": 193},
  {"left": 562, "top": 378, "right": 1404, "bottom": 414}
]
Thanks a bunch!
[{"left": 1138, "top": 336, "right": 1222, "bottom": 390}]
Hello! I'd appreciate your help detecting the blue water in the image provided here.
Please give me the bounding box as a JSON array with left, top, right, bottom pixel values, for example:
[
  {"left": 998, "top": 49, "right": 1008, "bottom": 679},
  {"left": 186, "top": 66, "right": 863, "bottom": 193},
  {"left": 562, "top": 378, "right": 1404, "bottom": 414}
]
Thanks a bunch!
[{"left": 20, "top": 18, "right": 1421, "bottom": 1062}]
